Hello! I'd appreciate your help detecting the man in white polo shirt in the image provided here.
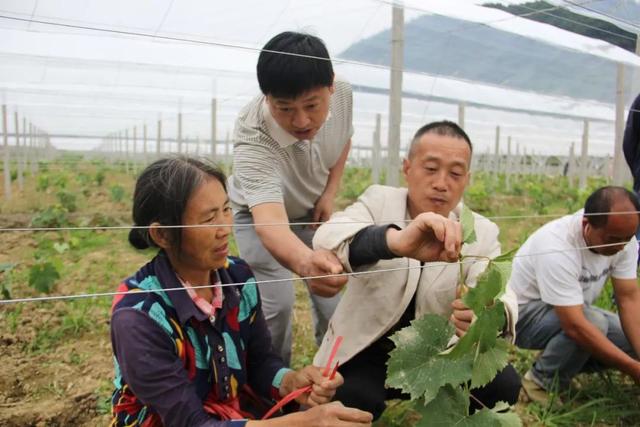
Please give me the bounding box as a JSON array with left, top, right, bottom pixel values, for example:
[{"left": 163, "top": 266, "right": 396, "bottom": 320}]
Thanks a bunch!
[
  {"left": 510, "top": 186, "right": 640, "bottom": 398},
  {"left": 228, "top": 32, "right": 352, "bottom": 364}
]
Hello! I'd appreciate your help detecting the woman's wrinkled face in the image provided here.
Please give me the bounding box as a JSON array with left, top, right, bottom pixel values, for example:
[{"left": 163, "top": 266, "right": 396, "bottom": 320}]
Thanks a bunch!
[{"left": 175, "top": 177, "right": 233, "bottom": 273}]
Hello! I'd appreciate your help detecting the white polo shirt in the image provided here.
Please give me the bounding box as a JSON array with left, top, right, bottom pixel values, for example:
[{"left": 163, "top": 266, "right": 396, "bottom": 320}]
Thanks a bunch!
[
  {"left": 228, "top": 79, "right": 353, "bottom": 219},
  {"left": 508, "top": 210, "right": 638, "bottom": 307}
]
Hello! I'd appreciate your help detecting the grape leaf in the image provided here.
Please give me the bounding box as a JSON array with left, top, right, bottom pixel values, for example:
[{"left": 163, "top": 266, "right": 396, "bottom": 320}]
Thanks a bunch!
[
  {"left": 461, "top": 204, "right": 477, "bottom": 244},
  {"left": 463, "top": 262, "right": 505, "bottom": 313},
  {"left": 414, "top": 385, "right": 522, "bottom": 427},
  {"left": 28, "top": 261, "right": 60, "bottom": 294},
  {"left": 471, "top": 338, "right": 510, "bottom": 389},
  {"left": 387, "top": 315, "right": 474, "bottom": 404},
  {"left": 445, "top": 301, "right": 505, "bottom": 358}
]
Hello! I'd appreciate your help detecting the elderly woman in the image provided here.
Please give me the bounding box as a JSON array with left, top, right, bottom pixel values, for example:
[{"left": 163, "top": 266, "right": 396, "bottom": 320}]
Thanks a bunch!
[{"left": 110, "top": 157, "right": 372, "bottom": 427}]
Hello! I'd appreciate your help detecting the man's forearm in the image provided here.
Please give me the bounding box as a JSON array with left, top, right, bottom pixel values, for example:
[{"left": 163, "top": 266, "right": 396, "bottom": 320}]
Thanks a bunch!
[
  {"left": 618, "top": 297, "right": 640, "bottom": 358},
  {"left": 568, "top": 320, "right": 640, "bottom": 377},
  {"left": 255, "top": 224, "right": 312, "bottom": 275}
]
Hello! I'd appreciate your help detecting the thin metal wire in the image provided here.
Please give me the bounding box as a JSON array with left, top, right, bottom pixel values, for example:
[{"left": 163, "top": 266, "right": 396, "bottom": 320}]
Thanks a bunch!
[
  {"left": 0, "top": 240, "right": 632, "bottom": 305},
  {"left": 0, "top": 210, "right": 637, "bottom": 232},
  {"left": 561, "top": 0, "right": 640, "bottom": 33}
]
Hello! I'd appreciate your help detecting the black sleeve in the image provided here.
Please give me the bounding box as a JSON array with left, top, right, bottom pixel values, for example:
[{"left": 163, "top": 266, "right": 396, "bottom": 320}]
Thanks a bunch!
[{"left": 348, "top": 224, "right": 401, "bottom": 268}]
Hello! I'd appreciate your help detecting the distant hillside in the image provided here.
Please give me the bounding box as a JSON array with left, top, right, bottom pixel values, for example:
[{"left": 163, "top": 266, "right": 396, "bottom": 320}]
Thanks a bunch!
[
  {"left": 484, "top": 1, "right": 636, "bottom": 52},
  {"left": 338, "top": 5, "right": 634, "bottom": 104}
]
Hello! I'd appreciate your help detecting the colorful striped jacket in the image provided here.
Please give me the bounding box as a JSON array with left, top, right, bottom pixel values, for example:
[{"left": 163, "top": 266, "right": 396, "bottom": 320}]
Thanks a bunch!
[{"left": 110, "top": 252, "right": 290, "bottom": 427}]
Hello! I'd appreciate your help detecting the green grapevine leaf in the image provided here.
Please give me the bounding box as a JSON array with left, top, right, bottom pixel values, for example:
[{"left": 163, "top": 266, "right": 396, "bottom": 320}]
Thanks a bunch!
[
  {"left": 471, "top": 338, "right": 509, "bottom": 389},
  {"left": 414, "top": 385, "right": 522, "bottom": 427},
  {"left": 463, "top": 262, "right": 505, "bottom": 313},
  {"left": 491, "top": 248, "right": 517, "bottom": 263},
  {"left": 446, "top": 302, "right": 505, "bottom": 358},
  {"left": 28, "top": 261, "right": 60, "bottom": 294},
  {"left": 461, "top": 204, "right": 477, "bottom": 244},
  {"left": 413, "top": 385, "right": 468, "bottom": 426},
  {"left": 387, "top": 315, "right": 474, "bottom": 403}
]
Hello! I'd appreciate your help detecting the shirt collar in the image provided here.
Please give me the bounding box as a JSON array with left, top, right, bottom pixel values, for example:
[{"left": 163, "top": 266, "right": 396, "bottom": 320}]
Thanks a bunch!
[
  {"left": 261, "top": 98, "right": 332, "bottom": 148},
  {"left": 153, "top": 252, "right": 239, "bottom": 326}
]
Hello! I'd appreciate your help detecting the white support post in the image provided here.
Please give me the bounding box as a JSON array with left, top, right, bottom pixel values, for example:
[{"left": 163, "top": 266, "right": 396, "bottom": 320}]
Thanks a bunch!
[
  {"left": 568, "top": 142, "right": 576, "bottom": 188},
  {"left": 2, "top": 105, "right": 11, "bottom": 200},
  {"left": 385, "top": 5, "right": 404, "bottom": 186},
  {"left": 157, "top": 119, "right": 162, "bottom": 156},
  {"left": 579, "top": 120, "right": 589, "bottom": 189},
  {"left": 177, "top": 112, "right": 183, "bottom": 154},
  {"left": 133, "top": 126, "right": 137, "bottom": 174},
  {"left": 13, "top": 111, "right": 23, "bottom": 191},
  {"left": 506, "top": 136, "right": 511, "bottom": 191},
  {"left": 458, "top": 103, "right": 465, "bottom": 130},
  {"left": 125, "top": 128, "right": 130, "bottom": 174},
  {"left": 211, "top": 98, "right": 217, "bottom": 159},
  {"left": 30, "top": 122, "right": 37, "bottom": 173},
  {"left": 493, "top": 125, "right": 500, "bottom": 182},
  {"left": 372, "top": 113, "right": 382, "bottom": 185},
  {"left": 613, "top": 63, "right": 627, "bottom": 185},
  {"left": 143, "top": 123, "right": 148, "bottom": 164}
]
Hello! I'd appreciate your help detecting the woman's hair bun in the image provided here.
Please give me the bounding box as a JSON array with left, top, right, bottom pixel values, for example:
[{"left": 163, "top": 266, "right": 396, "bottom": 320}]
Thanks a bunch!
[{"left": 128, "top": 227, "right": 150, "bottom": 250}]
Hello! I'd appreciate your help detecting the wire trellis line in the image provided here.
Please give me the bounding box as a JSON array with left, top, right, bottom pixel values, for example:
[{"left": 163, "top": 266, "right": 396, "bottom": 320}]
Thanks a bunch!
[
  {"left": 0, "top": 210, "right": 638, "bottom": 232},
  {"left": 0, "top": 240, "right": 634, "bottom": 305}
]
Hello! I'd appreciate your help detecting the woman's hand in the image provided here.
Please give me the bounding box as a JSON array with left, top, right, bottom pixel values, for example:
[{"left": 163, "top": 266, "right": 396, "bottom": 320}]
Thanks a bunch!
[{"left": 280, "top": 366, "right": 343, "bottom": 406}]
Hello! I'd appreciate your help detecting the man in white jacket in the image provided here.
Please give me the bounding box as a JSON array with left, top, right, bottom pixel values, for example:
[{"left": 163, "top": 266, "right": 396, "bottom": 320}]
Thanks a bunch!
[{"left": 312, "top": 121, "right": 521, "bottom": 420}]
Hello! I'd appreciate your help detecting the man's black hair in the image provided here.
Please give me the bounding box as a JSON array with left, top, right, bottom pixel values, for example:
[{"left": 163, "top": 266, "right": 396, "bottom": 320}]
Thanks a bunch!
[
  {"left": 408, "top": 120, "right": 473, "bottom": 158},
  {"left": 584, "top": 186, "right": 640, "bottom": 228},
  {"left": 257, "top": 31, "right": 334, "bottom": 99}
]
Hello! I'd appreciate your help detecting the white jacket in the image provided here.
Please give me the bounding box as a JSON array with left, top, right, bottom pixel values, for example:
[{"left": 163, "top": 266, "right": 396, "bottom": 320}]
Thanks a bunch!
[{"left": 312, "top": 185, "right": 518, "bottom": 366}]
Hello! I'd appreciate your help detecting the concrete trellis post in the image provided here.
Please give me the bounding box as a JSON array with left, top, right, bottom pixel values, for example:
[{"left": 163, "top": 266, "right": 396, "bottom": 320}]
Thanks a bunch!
[
  {"left": 372, "top": 113, "right": 382, "bottom": 185},
  {"left": 493, "top": 126, "right": 500, "bottom": 184},
  {"left": 13, "top": 112, "right": 23, "bottom": 191},
  {"left": 568, "top": 142, "right": 576, "bottom": 188},
  {"left": 211, "top": 98, "right": 217, "bottom": 159},
  {"left": 613, "top": 63, "right": 627, "bottom": 185},
  {"left": 579, "top": 120, "right": 589, "bottom": 189},
  {"left": 133, "top": 126, "right": 137, "bottom": 174},
  {"left": 505, "top": 136, "right": 511, "bottom": 192},
  {"left": 177, "top": 112, "right": 183, "bottom": 154},
  {"left": 2, "top": 105, "right": 11, "bottom": 200},
  {"left": 458, "top": 103, "right": 465, "bottom": 130},
  {"left": 125, "top": 129, "right": 130, "bottom": 174},
  {"left": 157, "top": 119, "right": 162, "bottom": 157},
  {"left": 143, "top": 124, "right": 148, "bottom": 164},
  {"left": 386, "top": 5, "right": 403, "bottom": 186}
]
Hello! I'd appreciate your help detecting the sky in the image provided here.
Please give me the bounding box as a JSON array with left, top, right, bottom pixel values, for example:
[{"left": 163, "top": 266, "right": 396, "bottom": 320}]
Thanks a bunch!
[{"left": 0, "top": 0, "right": 636, "bottom": 156}]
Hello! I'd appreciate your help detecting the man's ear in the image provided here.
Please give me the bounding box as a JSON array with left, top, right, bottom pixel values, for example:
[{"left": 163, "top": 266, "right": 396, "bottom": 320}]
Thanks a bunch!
[
  {"left": 402, "top": 157, "right": 411, "bottom": 180},
  {"left": 149, "top": 222, "right": 171, "bottom": 250}
]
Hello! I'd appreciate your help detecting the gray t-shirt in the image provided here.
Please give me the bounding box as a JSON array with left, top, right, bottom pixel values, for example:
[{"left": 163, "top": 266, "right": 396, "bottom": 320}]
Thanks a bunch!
[{"left": 228, "top": 79, "right": 353, "bottom": 219}]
